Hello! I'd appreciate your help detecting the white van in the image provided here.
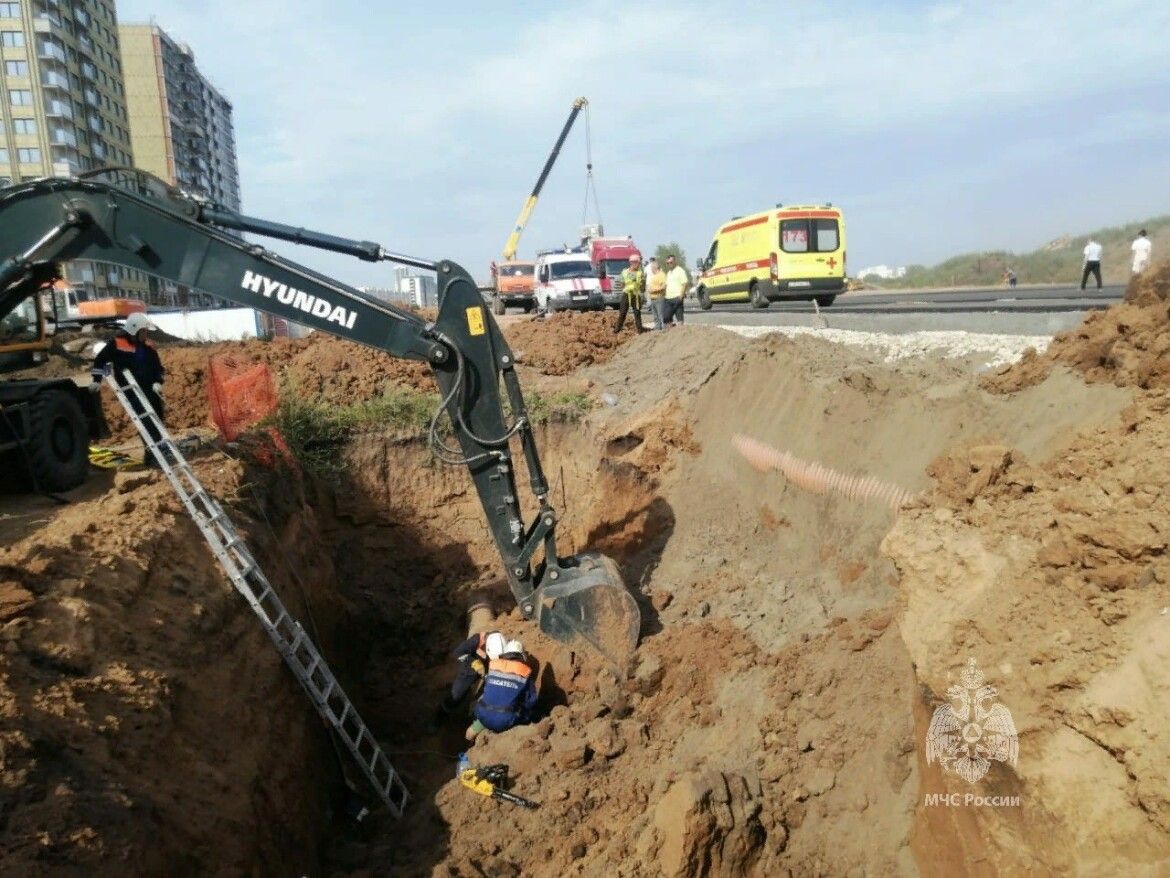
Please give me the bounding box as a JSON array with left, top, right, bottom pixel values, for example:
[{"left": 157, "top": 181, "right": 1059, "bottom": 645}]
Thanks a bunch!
[{"left": 533, "top": 246, "right": 604, "bottom": 313}]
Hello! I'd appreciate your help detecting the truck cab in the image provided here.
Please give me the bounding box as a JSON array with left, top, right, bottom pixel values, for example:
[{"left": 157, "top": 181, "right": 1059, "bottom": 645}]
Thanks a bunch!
[
  {"left": 533, "top": 247, "right": 604, "bottom": 314},
  {"left": 588, "top": 236, "right": 641, "bottom": 310},
  {"left": 1, "top": 290, "right": 105, "bottom": 491},
  {"left": 39, "top": 279, "right": 82, "bottom": 324},
  {"left": 490, "top": 260, "right": 536, "bottom": 315}
]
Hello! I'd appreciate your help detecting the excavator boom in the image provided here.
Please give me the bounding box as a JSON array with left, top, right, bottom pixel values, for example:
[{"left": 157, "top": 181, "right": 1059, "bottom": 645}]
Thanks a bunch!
[{"left": 0, "top": 169, "right": 639, "bottom": 670}]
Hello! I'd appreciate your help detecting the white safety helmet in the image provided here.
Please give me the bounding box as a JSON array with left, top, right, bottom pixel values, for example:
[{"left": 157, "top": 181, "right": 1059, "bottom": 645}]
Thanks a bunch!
[
  {"left": 484, "top": 632, "right": 507, "bottom": 661},
  {"left": 503, "top": 639, "right": 523, "bottom": 656},
  {"left": 122, "top": 312, "right": 158, "bottom": 335}
]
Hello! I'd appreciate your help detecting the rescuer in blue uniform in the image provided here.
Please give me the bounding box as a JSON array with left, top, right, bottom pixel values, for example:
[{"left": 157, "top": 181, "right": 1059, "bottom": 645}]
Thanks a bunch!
[
  {"left": 466, "top": 639, "right": 538, "bottom": 741},
  {"left": 90, "top": 312, "right": 168, "bottom": 467}
]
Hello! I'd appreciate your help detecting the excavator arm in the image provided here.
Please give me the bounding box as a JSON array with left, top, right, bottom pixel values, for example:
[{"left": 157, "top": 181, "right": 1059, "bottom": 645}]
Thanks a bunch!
[{"left": 0, "top": 169, "right": 638, "bottom": 668}]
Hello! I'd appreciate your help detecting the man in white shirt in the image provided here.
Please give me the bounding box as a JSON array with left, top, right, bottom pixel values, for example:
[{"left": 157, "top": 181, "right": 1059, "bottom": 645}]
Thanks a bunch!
[
  {"left": 1081, "top": 238, "right": 1103, "bottom": 291},
  {"left": 1131, "top": 230, "right": 1153, "bottom": 276},
  {"left": 663, "top": 254, "right": 689, "bottom": 326}
]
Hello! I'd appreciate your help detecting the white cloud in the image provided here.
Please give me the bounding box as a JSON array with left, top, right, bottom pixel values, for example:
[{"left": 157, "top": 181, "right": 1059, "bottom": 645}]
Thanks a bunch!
[{"left": 115, "top": 0, "right": 1170, "bottom": 281}]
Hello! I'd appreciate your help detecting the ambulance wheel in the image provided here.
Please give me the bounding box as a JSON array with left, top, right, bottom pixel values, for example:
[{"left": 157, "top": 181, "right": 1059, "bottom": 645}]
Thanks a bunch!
[
  {"left": 749, "top": 281, "right": 770, "bottom": 309},
  {"left": 814, "top": 295, "right": 837, "bottom": 308},
  {"left": 492, "top": 298, "right": 507, "bottom": 315},
  {"left": 697, "top": 286, "right": 712, "bottom": 311}
]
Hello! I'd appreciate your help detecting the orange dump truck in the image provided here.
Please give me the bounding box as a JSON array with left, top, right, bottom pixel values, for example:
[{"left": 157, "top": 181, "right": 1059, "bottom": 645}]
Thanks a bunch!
[
  {"left": 490, "top": 261, "right": 536, "bottom": 314},
  {"left": 77, "top": 298, "right": 146, "bottom": 318}
]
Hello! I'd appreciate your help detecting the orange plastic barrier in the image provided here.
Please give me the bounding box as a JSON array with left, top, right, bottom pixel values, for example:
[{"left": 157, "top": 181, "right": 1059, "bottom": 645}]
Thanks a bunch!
[
  {"left": 77, "top": 298, "right": 147, "bottom": 318},
  {"left": 206, "top": 354, "right": 279, "bottom": 443}
]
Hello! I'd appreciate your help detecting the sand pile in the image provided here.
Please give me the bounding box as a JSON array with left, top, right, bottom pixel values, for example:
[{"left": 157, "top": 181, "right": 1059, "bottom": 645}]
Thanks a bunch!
[{"left": 985, "top": 260, "right": 1170, "bottom": 392}]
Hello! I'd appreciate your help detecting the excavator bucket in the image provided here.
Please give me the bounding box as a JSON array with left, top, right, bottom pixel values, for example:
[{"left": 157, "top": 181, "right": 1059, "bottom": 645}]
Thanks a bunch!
[{"left": 534, "top": 552, "right": 640, "bottom": 673}]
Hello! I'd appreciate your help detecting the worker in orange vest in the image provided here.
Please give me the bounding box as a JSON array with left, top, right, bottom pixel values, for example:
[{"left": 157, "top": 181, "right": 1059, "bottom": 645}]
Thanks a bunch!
[
  {"left": 90, "top": 312, "right": 168, "bottom": 467},
  {"left": 438, "top": 630, "right": 506, "bottom": 721},
  {"left": 466, "top": 639, "right": 539, "bottom": 741}
]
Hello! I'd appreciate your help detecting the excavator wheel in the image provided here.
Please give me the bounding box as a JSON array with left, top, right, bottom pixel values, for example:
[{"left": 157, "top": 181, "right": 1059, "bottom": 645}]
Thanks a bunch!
[
  {"left": 534, "top": 552, "right": 640, "bottom": 673},
  {"left": 27, "top": 389, "right": 89, "bottom": 492}
]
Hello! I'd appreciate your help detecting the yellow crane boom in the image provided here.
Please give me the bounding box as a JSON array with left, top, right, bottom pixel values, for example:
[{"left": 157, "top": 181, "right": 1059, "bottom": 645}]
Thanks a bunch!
[{"left": 501, "top": 97, "right": 587, "bottom": 261}]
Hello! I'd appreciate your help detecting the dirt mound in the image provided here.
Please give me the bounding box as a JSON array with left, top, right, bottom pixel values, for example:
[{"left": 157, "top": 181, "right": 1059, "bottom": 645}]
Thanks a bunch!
[
  {"left": 95, "top": 334, "right": 433, "bottom": 440},
  {"left": 508, "top": 310, "right": 640, "bottom": 376},
  {"left": 984, "top": 261, "right": 1170, "bottom": 393},
  {"left": 0, "top": 456, "right": 344, "bottom": 875},
  {"left": 55, "top": 316, "right": 637, "bottom": 440},
  {"left": 883, "top": 389, "right": 1170, "bottom": 872}
]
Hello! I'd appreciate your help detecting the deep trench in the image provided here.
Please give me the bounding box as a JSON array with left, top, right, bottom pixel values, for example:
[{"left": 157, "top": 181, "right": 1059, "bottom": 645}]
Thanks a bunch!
[{"left": 238, "top": 422, "right": 663, "bottom": 875}]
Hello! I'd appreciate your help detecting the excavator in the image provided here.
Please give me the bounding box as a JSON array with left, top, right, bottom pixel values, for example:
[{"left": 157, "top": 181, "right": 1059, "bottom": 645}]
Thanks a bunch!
[
  {"left": 489, "top": 97, "right": 588, "bottom": 315},
  {"left": 0, "top": 167, "right": 640, "bottom": 669}
]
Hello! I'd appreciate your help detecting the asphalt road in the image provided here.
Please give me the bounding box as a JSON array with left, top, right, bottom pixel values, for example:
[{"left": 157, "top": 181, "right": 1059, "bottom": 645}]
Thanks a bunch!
[{"left": 686, "top": 283, "right": 1123, "bottom": 336}]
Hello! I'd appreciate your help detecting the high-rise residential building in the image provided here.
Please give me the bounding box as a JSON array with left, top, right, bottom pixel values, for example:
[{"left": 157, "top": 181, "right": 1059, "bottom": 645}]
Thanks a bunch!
[
  {"left": 0, "top": 1, "right": 133, "bottom": 182},
  {"left": 0, "top": 0, "right": 149, "bottom": 299},
  {"left": 119, "top": 22, "right": 239, "bottom": 211}
]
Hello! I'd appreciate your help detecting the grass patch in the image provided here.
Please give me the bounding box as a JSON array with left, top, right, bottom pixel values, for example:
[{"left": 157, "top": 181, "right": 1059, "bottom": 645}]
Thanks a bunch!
[
  {"left": 273, "top": 384, "right": 593, "bottom": 477},
  {"left": 273, "top": 386, "right": 441, "bottom": 475},
  {"left": 523, "top": 390, "right": 593, "bottom": 424}
]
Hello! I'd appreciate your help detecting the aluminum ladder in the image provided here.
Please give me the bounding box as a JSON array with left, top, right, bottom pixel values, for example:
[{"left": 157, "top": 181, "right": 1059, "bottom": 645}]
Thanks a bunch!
[{"left": 106, "top": 370, "right": 409, "bottom": 817}]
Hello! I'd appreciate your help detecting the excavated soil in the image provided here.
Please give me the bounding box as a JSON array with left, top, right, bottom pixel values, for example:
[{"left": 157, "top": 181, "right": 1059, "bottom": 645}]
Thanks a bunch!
[
  {"left": 6, "top": 279, "right": 1170, "bottom": 875},
  {"left": 984, "top": 261, "right": 1170, "bottom": 393},
  {"left": 20, "top": 312, "right": 639, "bottom": 442}
]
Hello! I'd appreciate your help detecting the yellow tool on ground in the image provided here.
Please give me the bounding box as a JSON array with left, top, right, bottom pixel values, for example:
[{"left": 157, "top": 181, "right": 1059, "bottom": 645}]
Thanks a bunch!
[
  {"left": 459, "top": 762, "right": 539, "bottom": 809},
  {"left": 88, "top": 445, "right": 140, "bottom": 470}
]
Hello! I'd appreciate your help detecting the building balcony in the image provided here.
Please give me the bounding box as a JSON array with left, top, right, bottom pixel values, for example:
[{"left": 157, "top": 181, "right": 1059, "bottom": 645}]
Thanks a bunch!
[
  {"left": 37, "top": 40, "right": 67, "bottom": 62},
  {"left": 32, "top": 8, "right": 62, "bottom": 28},
  {"left": 40, "top": 70, "right": 70, "bottom": 90},
  {"left": 50, "top": 128, "right": 76, "bottom": 147},
  {"left": 45, "top": 99, "right": 73, "bottom": 119}
]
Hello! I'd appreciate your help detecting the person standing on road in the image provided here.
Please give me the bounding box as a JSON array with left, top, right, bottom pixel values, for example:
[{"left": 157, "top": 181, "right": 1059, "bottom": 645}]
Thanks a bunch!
[
  {"left": 1132, "top": 230, "right": 1153, "bottom": 276},
  {"left": 646, "top": 258, "right": 667, "bottom": 330},
  {"left": 663, "top": 254, "right": 689, "bottom": 326},
  {"left": 1081, "top": 238, "right": 1103, "bottom": 291},
  {"left": 90, "top": 312, "right": 168, "bottom": 468},
  {"left": 614, "top": 253, "right": 646, "bottom": 335}
]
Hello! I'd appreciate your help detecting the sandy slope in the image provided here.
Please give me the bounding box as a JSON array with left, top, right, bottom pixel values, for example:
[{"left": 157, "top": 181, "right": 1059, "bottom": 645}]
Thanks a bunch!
[{"left": 4, "top": 279, "right": 1169, "bottom": 874}]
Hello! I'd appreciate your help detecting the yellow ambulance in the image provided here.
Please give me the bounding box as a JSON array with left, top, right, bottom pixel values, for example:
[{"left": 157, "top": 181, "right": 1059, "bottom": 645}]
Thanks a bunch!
[{"left": 695, "top": 204, "right": 847, "bottom": 309}]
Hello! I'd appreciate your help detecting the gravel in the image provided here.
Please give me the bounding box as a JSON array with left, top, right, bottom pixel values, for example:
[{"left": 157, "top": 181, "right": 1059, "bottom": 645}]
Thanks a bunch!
[{"left": 717, "top": 325, "right": 1051, "bottom": 368}]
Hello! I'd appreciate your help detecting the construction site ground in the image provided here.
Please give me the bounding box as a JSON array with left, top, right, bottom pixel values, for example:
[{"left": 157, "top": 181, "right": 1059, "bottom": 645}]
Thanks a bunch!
[{"left": 3, "top": 265, "right": 1170, "bottom": 876}]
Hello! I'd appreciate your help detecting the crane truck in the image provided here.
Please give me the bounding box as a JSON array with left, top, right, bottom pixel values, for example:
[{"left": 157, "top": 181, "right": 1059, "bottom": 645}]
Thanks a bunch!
[
  {"left": 0, "top": 167, "right": 639, "bottom": 668},
  {"left": 489, "top": 97, "right": 588, "bottom": 316}
]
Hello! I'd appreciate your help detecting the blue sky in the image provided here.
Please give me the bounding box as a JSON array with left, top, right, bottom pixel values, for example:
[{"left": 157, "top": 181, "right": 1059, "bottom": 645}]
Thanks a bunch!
[{"left": 116, "top": 0, "right": 1170, "bottom": 285}]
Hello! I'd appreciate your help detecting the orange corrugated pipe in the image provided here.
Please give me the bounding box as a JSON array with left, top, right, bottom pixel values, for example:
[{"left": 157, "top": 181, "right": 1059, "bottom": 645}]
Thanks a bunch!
[{"left": 732, "top": 434, "right": 918, "bottom": 511}]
